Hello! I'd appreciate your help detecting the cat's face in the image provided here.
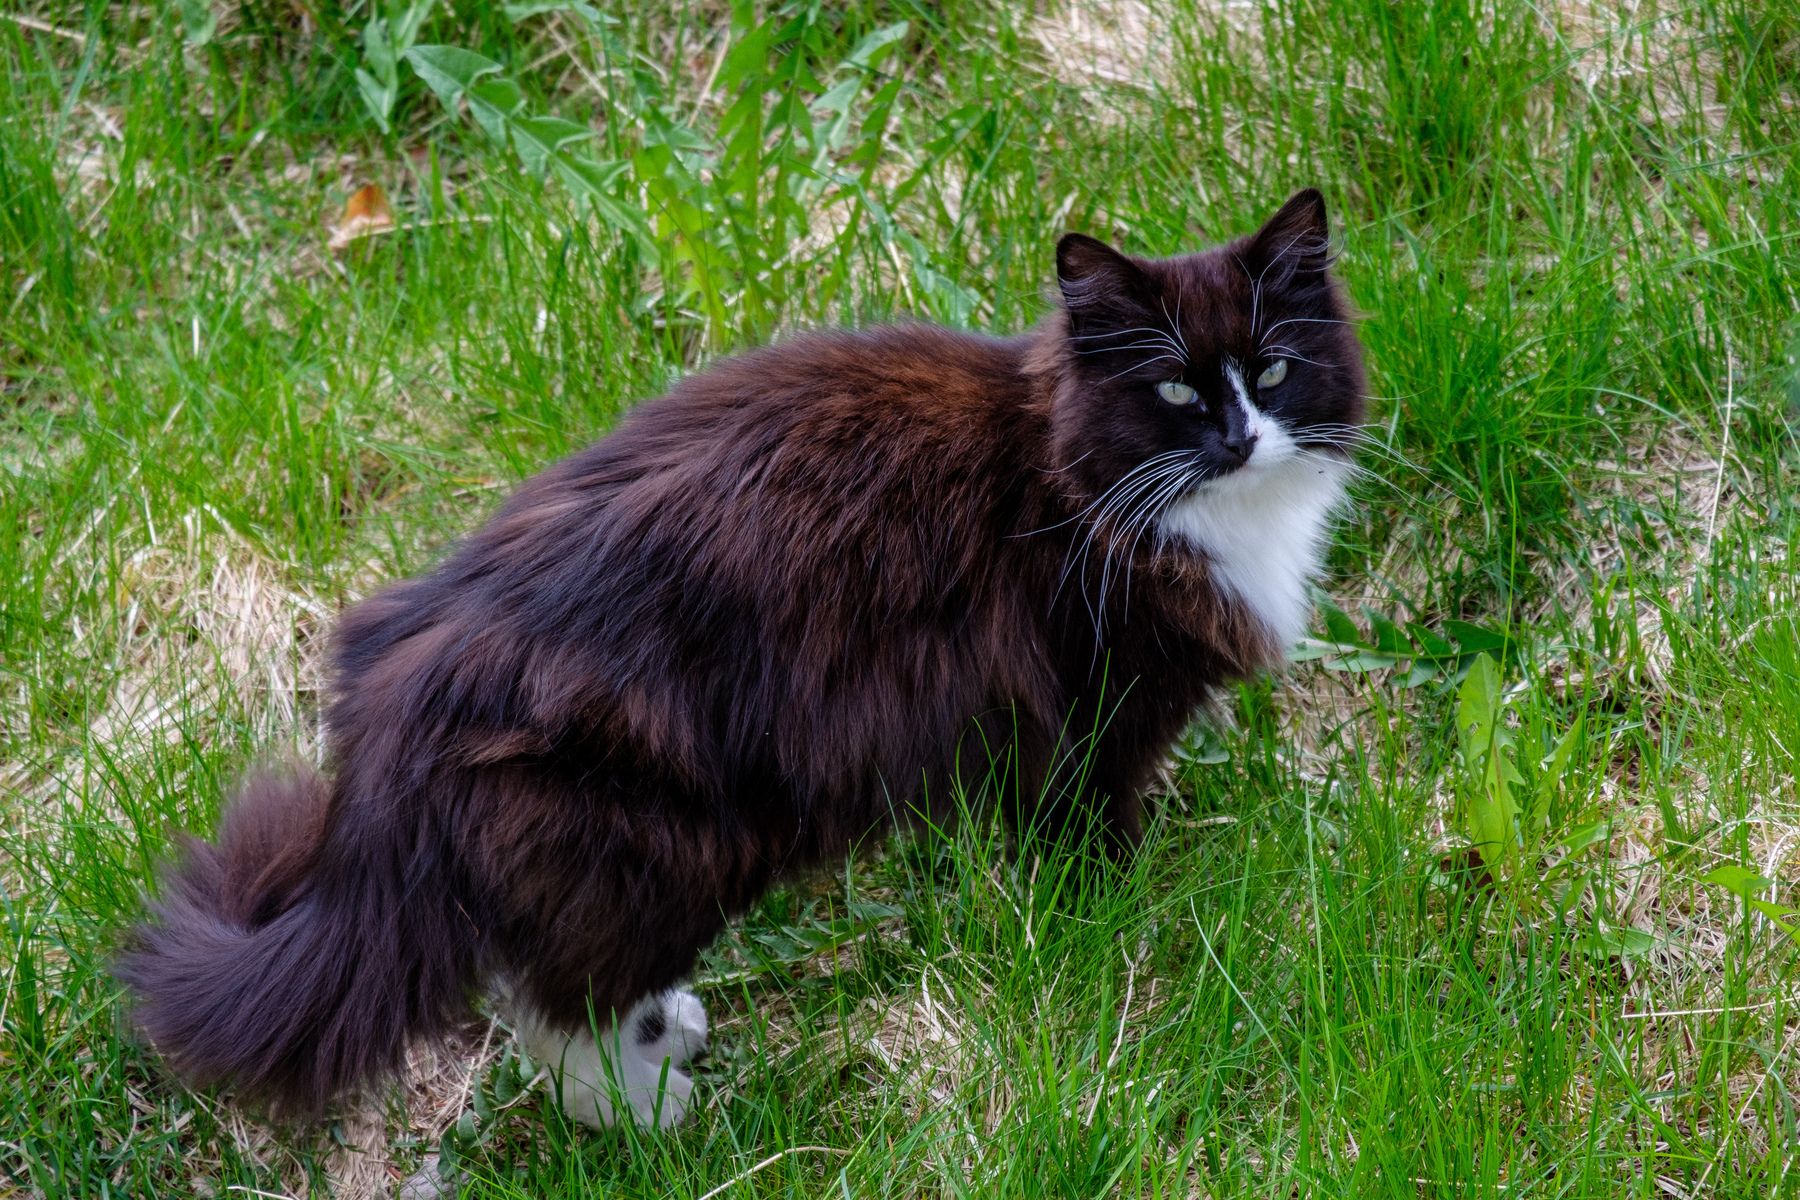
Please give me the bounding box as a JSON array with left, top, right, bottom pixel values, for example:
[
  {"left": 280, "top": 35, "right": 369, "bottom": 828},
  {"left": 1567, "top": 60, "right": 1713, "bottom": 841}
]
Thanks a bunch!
[{"left": 1051, "top": 189, "right": 1366, "bottom": 503}]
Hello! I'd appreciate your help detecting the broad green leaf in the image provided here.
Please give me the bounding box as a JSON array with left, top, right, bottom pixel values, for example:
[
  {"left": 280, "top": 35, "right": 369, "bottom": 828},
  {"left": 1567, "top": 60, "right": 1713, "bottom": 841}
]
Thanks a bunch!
[
  {"left": 178, "top": 0, "right": 217, "bottom": 46},
  {"left": 1697, "top": 863, "right": 1794, "bottom": 931},
  {"left": 1469, "top": 751, "right": 1521, "bottom": 868},
  {"left": 361, "top": 18, "right": 397, "bottom": 75},
  {"left": 1579, "top": 926, "right": 1656, "bottom": 959},
  {"left": 355, "top": 68, "right": 396, "bottom": 134},
  {"left": 1446, "top": 619, "right": 1508, "bottom": 654},
  {"left": 848, "top": 76, "right": 904, "bottom": 170},
  {"left": 1540, "top": 714, "right": 1584, "bottom": 786},
  {"left": 1408, "top": 621, "right": 1456, "bottom": 659},
  {"left": 1747, "top": 899, "right": 1798, "bottom": 933},
  {"left": 1457, "top": 654, "right": 1502, "bottom": 754},
  {"left": 471, "top": 1078, "right": 493, "bottom": 1121},
  {"left": 901, "top": 237, "right": 980, "bottom": 324},
  {"left": 504, "top": 1, "right": 612, "bottom": 25},
  {"left": 1287, "top": 639, "right": 1342, "bottom": 663},
  {"left": 511, "top": 115, "right": 595, "bottom": 176},
  {"left": 1557, "top": 819, "right": 1612, "bottom": 855},
  {"left": 1321, "top": 650, "right": 1405, "bottom": 673},
  {"left": 1365, "top": 609, "right": 1409, "bottom": 656},
  {"left": 1458, "top": 654, "right": 1520, "bottom": 871},
  {"left": 812, "top": 76, "right": 864, "bottom": 118},
  {"left": 1698, "top": 864, "right": 1776, "bottom": 898},
  {"left": 547, "top": 151, "right": 626, "bottom": 198},
  {"left": 466, "top": 78, "right": 524, "bottom": 143},
  {"left": 848, "top": 900, "right": 904, "bottom": 922},
  {"left": 1180, "top": 723, "right": 1232, "bottom": 766},
  {"left": 1530, "top": 714, "right": 1585, "bottom": 834},
  {"left": 1399, "top": 659, "right": 1440, "bottom": 688},
  {"left": 643, "top": 114, "right": 713, "bottom": 154},
  {"left": 1552, "top": 871, "right": 1594, "bottom": 920},
  {"left": 770, "top": 91, "right": 812, "bottom": 139},
  {"left": 1319, "top": 600, "right": 1359, "bottom": 645},
  {"left": 720, "top": 18, "right": 781, "bottom": 89},
  {"left": 392, "top": 0, "right": 437, "bottom": 47},
  {"left": 549, "top": 153, "right": 654, "bottom": 253},
  {"left": 492, "top": 1057, "right": 519, "bottom": 1105},
  {"left": 845, "top": 20, "right": 910, "bottom": 70},
  {"left": 405, "top": 45, "right": 504, "bottom": 106}
]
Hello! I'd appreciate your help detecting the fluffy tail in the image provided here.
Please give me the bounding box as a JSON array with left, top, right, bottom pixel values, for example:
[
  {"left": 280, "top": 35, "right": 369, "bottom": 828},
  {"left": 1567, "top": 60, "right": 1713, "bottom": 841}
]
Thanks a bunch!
[{"left": 116, "top": 767, "right": 475, "bottom": 1114}]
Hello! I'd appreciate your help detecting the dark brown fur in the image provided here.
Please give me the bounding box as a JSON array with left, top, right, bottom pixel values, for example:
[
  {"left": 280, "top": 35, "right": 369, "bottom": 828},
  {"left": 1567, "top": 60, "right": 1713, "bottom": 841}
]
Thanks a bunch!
[{"left": 117, "top": 191, "right": 1365, "bottom": 1114}]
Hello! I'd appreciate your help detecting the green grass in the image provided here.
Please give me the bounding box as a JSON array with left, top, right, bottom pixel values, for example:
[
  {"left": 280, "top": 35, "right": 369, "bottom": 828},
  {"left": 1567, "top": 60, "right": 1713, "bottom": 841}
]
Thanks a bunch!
[{"left": 3, "top": 1, "right": 1798, "bottom": 1196}]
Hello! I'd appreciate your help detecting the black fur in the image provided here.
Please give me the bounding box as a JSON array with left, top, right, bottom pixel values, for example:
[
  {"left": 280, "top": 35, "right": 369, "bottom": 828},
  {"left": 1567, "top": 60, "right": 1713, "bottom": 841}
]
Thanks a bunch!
[{"left": 116, "top": 191, "right": 1366, "bottom": 1115}]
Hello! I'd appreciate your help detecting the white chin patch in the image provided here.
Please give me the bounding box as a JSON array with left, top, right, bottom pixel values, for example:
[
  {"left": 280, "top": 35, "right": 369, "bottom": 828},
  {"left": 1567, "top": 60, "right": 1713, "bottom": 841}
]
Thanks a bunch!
[
  {"left": 511, "top": 989, "right": 709, "bottom": 1130},
  {"left": 1158, "top": 413, "right": 1349, "bottom": 650}
]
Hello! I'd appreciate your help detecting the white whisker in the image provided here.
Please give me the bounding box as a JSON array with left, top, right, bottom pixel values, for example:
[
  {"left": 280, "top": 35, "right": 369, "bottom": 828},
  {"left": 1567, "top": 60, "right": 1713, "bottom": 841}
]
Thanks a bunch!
[
  {"left": 1099, "top": 462, "right": 1190, "bottom": 619},
  {"left": 1260, "top": 345, "right": 1331, "bottom": 369},
  {"left": 1095, "top": 355, "right": 1183, "bottom": 387},
  {"left": 1158, "top": 297, "right": 1190, "bottom": 362},
  {"left": 1053, "top": 452, "right": 1199, "bottom": 634},
  {"left": 1066, "top": 326, "right": 1182, "bottom": 348},
  {"left": 1232, "top": 252, "right": 1261, "bottom": 342},
  {"left": 1259, "top": 316, "right": 1348, "bottom": 346},
  {"left": 1075, "top": 338, "right": 1184, "bottom": 358},
  {"left": 1117, "top": 460, "right": 1205, "bottom": 616}
]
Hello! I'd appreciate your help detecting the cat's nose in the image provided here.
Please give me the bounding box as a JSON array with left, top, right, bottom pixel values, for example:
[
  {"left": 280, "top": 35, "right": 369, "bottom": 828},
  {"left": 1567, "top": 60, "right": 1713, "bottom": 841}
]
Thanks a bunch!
[{"left": 1222, "top": 431, "right": 1258, "bottom": 462}]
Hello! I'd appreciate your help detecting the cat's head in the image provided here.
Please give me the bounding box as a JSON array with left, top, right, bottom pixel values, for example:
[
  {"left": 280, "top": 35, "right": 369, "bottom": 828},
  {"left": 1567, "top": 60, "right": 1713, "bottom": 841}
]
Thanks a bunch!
[{"left": 1048, "top": 189, "right": 1366, "bottom": 504}]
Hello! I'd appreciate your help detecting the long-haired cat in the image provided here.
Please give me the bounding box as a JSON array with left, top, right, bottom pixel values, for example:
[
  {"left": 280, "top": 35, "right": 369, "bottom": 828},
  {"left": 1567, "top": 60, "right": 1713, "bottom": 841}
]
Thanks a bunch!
[{"left": 118, "top": 189, "right": 1365, "bottom": 1128}]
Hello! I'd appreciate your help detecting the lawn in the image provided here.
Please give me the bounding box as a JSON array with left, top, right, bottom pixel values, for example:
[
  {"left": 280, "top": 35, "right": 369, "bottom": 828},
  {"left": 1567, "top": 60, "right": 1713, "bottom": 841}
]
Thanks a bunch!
[{"left": 2, "top": 1, "right": 1798, "bottom": 1197}]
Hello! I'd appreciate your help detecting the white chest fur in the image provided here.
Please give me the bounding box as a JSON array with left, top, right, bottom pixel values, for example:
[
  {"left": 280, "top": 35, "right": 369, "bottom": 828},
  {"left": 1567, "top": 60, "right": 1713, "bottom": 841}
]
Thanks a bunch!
[{"left": 1158, "top": 419, "right": 1349, "bottom": 650}]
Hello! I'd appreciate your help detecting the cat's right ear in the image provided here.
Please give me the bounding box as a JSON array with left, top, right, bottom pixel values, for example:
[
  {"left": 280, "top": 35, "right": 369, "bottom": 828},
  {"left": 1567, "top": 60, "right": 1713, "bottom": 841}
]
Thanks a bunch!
[
  {"left": 1056, "top": 234, "right": 1149, "bottom": 314},
  {"left": 1246, "top": 189, "right": 1331, "bottom": 283}
]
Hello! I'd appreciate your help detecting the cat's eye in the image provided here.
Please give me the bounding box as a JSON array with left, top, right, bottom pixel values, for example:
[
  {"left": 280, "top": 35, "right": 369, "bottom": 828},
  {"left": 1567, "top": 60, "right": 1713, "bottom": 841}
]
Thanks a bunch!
[
  {"left": 1256, "top": 358, "right": 1289, "bottom": 389},
  {"left": 1156, "top": 380, "right": 1198, "bottom": 406}
]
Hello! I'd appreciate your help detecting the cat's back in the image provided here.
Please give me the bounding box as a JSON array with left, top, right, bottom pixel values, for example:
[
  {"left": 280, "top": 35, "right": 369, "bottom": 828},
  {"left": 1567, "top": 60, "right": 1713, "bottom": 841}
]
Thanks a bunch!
[
  {"left": 333, "top": 321, "right": 1062, "bottom": 800},
  {"left": 603, "top": 322, "right": 1036, "bottom": 483},
  {"left": 333, "top": 323, "right": 1058, "bottom": 759},
  {"left": 495, "top": 322, "right": 1048, "bottom": 584}
]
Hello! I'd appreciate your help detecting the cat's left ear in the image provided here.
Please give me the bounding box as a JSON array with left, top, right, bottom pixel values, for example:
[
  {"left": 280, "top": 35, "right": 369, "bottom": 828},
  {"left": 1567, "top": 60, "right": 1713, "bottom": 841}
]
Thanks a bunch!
[
  {"left": 1247, "top": 188, "right": 1331, "bottom": 281},
  {"left": 1056, "top": 233, "right": 1151, "bottom": 315}
]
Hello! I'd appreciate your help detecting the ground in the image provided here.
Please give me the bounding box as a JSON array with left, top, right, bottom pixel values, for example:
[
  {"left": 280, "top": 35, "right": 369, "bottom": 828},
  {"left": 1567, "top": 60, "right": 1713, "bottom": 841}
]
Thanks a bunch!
[{"left": 1, "top": 1, "right": 1797, "bottom": 1197}]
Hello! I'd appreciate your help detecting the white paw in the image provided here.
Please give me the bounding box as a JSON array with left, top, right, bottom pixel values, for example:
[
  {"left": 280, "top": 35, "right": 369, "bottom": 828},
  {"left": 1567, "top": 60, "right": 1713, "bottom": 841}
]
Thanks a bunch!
[
  {"left": 511, "top": 990, "right": 708, "bottom": 1131},
  {"left": 637, "top": 988, "right": 708, "bottom": 1065}
]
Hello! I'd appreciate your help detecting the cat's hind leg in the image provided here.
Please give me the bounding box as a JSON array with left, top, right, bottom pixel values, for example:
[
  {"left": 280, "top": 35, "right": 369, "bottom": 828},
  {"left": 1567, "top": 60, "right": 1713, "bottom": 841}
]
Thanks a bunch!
[
  {"left": 512, "top": 988, "right": 709, "bottom": 1129},
  {"left": 465, "top": 765, "right": 778, "bottom": 1129}
]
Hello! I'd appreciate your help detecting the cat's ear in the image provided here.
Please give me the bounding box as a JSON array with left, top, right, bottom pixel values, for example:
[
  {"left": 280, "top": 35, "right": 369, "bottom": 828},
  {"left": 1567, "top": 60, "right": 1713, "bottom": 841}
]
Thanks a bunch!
[
  {"left": 1247, "top": 188, "right": 1331, "bottom": 282},
  {"left": 1056, "top": 233, "right": 1152, "bottom": 322}
]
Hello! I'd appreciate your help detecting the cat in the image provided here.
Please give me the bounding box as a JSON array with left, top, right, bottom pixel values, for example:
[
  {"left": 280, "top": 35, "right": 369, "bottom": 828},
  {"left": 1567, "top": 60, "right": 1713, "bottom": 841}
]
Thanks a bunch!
[{"left": 117, "top": 188, "right": 1366, "bottom": 1129}]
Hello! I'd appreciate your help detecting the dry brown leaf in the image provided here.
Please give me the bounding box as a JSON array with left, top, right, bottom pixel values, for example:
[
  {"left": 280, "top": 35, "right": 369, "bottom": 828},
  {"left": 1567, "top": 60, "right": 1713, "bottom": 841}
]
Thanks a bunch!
[{"left": 329, "top": 182, "right": 395, "bottom": 253}]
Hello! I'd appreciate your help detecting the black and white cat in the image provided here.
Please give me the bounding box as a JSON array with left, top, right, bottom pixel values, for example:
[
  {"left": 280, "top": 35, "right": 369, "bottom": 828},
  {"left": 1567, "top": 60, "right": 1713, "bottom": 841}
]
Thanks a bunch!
[{"left": 118, "top": 189, "right": 1365, "bottom": 1128}]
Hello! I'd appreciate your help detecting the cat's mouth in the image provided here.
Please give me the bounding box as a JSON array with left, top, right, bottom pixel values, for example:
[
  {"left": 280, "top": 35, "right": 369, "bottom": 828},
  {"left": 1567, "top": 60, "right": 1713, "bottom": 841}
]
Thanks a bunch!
[
  {"left": 1197, "top": 433, "right": 1299, "bottom": 487},
  {"left": 1195, "top": 457, "right": 1256, "bottom": 487},
  {"left": 1185, "top": 441, "right": 1343, "bottom": 504}
]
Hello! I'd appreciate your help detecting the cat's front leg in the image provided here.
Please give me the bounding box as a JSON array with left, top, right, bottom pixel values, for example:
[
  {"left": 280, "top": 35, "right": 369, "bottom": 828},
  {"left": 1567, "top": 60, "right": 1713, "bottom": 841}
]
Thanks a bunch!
[
  {"left": 1093, "top": 785, "right": 1146, "bottom": 859},
  {"left": 1019, "top": 721, "right": 1148, "bottom": 862},
  {"left": 1059, "top": 688, "right": 1187, "bottom": 861}
]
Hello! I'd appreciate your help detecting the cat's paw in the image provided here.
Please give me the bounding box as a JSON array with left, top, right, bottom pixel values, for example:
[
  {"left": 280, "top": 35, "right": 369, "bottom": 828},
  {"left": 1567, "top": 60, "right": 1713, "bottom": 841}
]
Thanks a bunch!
[
  {"left": 513, "top": 991, "right": 708, "bottom": 1131},
  {"left": 604, "top": 1054, "right": 695, "bottom": 1130},
  {"left": 635, "top": 988, "right": 708, "bottom": 1065},
  {"left": 536, "top": 1025, "right": 695, "bottom": 1130}
]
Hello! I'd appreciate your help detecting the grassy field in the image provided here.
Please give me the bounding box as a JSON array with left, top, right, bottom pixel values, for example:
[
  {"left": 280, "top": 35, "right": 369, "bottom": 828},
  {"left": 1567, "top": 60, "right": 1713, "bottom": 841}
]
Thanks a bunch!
[{"left": 3, "top": 1, "right": 1798, "bottom": 1196}]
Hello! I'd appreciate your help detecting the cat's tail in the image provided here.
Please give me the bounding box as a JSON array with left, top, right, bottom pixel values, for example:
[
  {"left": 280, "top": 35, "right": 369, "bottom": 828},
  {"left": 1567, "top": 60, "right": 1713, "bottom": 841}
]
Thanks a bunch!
[{"left": 115, "top": 765, "right": 475, "bottom": 1114}]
